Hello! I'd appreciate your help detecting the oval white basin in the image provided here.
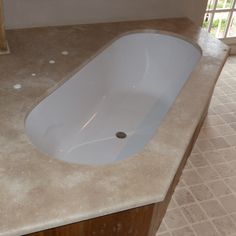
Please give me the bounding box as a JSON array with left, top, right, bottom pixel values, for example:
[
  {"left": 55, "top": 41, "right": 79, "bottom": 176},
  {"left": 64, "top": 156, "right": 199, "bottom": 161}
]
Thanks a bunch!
[{"left": 25, "top": 32, "right": 201, "bottom": 165}]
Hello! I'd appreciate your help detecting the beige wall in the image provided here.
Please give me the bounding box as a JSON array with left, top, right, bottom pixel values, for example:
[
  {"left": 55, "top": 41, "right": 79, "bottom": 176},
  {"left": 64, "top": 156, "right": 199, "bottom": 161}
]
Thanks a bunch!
[
  {"left": 3, "top": 0, "right": 207, "bottom": 29},
  {"left": 184, "top": 0, "right": 208, "bottom": 25}
]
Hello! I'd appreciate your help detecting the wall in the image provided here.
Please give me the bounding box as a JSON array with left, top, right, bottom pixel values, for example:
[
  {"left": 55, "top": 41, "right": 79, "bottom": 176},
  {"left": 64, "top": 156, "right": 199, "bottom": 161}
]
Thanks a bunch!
[
  {"left": 184, "top": 0, "right": 208, "bottom": 25},
  {"left": 3, "top": 0, "right": 207, "bottom": 29}
]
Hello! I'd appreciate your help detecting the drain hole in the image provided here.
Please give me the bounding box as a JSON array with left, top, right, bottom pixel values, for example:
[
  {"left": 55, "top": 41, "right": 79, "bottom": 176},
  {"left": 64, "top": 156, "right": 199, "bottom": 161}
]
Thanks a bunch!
[{"left": 116, "top": 131, "right": 127, "bottom": 139}]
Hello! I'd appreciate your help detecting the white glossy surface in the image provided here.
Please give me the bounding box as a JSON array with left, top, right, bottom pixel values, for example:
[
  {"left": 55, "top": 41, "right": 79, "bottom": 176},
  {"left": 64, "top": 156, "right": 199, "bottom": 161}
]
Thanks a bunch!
[{"left": 25, "top": 33, "right": 201, "bottom": 165}]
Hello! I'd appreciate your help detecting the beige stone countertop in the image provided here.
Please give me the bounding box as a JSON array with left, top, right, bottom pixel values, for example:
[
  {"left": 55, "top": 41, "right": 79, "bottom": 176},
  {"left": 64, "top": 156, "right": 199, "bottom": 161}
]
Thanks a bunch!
[{"left": 0, "top": 18, "right": 229, "bottom": 236}]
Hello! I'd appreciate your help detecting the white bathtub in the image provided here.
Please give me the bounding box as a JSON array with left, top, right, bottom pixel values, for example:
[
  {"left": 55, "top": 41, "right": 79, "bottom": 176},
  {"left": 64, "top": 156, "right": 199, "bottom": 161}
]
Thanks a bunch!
[{"left": 25, "top": 32, "right": 201, "bottom": 165}]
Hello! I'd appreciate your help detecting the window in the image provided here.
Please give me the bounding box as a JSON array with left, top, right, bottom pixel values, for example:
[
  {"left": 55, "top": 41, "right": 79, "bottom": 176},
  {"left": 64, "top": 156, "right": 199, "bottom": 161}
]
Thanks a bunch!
[{"left": 203, "top": 0, "right": 236, "bottom": 39}]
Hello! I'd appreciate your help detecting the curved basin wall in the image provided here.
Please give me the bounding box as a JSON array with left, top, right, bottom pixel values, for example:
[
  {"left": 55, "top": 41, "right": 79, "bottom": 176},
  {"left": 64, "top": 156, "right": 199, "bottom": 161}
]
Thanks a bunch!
[{"left": 25, "top": 33, "right": 201, "bottom": 165}]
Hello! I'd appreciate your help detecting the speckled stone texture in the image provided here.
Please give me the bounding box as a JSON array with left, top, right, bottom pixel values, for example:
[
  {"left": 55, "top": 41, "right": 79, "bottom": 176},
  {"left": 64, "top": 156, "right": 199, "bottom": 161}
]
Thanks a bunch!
[{"left": 0, "top": 18, "right": 229, "bottom": 236}]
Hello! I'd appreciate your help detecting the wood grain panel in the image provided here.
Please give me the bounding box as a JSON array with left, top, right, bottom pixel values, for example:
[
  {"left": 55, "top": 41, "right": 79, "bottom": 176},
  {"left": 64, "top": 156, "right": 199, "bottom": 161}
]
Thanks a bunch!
[
  {"left": 0, "top": 0, "right": 8, "bottom": 52},
  {"left": 27, "top": 204, "right": 156, "bottom": 236}
]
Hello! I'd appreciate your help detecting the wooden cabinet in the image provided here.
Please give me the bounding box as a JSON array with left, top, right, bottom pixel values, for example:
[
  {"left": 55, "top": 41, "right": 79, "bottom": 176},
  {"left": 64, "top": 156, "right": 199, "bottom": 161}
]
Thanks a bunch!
[{"left": 0, "top": 0, "right": 9, "bottom": 54}]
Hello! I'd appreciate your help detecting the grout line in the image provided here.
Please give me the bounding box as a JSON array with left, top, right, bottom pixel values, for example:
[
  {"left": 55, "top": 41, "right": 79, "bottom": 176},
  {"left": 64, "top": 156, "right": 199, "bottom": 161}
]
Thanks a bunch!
[
  {"left": 190, "top": 147, "right": 236, "bottom": 235},
  {"left": 157, "top": 58, "right": 236, "bottom": 235}
]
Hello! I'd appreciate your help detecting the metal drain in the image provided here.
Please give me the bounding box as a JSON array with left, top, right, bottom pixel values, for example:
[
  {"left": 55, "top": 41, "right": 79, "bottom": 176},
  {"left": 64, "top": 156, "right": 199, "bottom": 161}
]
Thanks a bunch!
[{"left": 116, "top": 131, "right": 127, "bottom": 139}]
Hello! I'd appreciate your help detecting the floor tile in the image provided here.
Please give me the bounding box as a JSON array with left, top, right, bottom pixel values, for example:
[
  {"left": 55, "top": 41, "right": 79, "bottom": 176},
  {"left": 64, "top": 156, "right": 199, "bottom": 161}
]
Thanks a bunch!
[
  {"left": 207, "top": 180, "right": 232, "bottom": 197},
  {"left": 196, "top": 166, "right": 220, "bottom": 182},
  {"left": 190, "top": 184, "right": 214, "bottom": 201},
  {"left": 196, "top": 139, "right": 214, "bottom": 152},
  {"left": 200, "top": 200, "right": 227, "bottom": 218},
  {"left": 192, "top": 221, "right": 220, "bottom": 236},
  {"left": 191, "top": 144, "right": 200, "bottom": 154},
  {"left": 176, "top": 178, "right": 186, "bottom": 189},
  {"left": 189, "top": 153, "right": 209, "bottom": 167},
  {"left": 214, "top": 124, "right": 235, "bottom": 135},
  {"left": 230, "top": 213, "right": 236, "bottom": 224},
  {"left": 168, "top": 198, "right": 178, "bottom": 210},
  {"left": 157, "top": 220, "right": 167, "bottom": 233},
  {"left": 164, "top": 208, "right": 188, "bottom": 229},
  {"left": 230, "top": 123, "right": 236, "bottom": 131},
  {"left": 184, "top": 160, "right": 193, "bottom": 170},
  {"left": 225, "top": 177, "right": 236, "bottom": 192},
  {"left": 220, "top": 113, "right": 236, "bottom": 123},
  {"left": 203, "top": 151, "right": 226, "bottom": 165},
  {"left": 209, "top": 137, "right": 230, "bottom": 149},
  {"left": 213, "top": 163, "right": 236, "bottom": 178},
  {"left": 217, "top": 96, "right": 233, "bottom": 105},
  {"left": 174, "top": 188, "right": 195, "bottom": 206},
  {"left": 171, "top": 226, "right": 195, "bottom": 236},
  {"left": 182, "top": 170, "right": 203, "bottom": 186},
  {"left": 198, "top": 127, "right": 220, "bottom": 140},
  {"left": 156, "top": 232, "right": 172, "bottom": 236},
  {"left": 212, "top": 104, "right": 231, "bottom": 114},
  {"left": 181, "top": 203, "right": 207, "bottom": 223},
  {"left": 212, "top": 216, "right": 236, "bottom": 236},
  {"left": 203, "top": 115, "right": 225, "bottom": 127},
  {"left": 218, "top": 147, "right": 236, "bottom": 162},
  {"left": 219, "top": 194, "right": 236, "bottom": 213},
  {"left": 224, "top": 134, "right": 236, "bottom": 146},
  {"left": 225, "top": 102, "right": 236, "bottom": 111}
]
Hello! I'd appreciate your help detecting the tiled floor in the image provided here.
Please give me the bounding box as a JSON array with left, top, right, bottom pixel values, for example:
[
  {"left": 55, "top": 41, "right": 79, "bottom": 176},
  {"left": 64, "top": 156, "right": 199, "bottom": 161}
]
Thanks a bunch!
[{"left": 156, "top": 56, "right": 236, "bottom": 236}]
